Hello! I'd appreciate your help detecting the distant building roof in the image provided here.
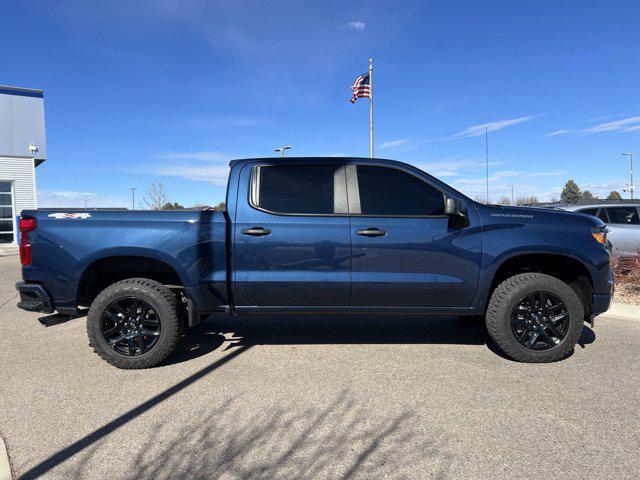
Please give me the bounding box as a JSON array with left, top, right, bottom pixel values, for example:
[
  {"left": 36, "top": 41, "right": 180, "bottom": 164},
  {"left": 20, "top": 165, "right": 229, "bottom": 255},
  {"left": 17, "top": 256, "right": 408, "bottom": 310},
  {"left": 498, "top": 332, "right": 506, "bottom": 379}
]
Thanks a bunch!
[{"left": 0, "top": 85, "right": 44, "bottom": 99}]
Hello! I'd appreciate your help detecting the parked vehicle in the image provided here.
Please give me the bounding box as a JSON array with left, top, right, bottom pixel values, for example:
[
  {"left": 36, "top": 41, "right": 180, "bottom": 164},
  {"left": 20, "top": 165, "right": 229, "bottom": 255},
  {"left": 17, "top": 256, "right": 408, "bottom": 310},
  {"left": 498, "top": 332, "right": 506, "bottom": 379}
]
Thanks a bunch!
[
  {"left": 16, "top": 158, "right": 613, "bottom": 367},
  {"left": 562, "top": 201, "right": 640, "bottom": 257}
]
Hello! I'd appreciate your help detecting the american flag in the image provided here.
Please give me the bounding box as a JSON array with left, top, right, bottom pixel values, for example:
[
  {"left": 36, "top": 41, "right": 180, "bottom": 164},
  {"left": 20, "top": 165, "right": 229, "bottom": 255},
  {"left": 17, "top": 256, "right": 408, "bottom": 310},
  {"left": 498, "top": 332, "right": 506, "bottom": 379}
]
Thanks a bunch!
[{"left": 350, "top": 71, "right": 371, "bottom": 103}]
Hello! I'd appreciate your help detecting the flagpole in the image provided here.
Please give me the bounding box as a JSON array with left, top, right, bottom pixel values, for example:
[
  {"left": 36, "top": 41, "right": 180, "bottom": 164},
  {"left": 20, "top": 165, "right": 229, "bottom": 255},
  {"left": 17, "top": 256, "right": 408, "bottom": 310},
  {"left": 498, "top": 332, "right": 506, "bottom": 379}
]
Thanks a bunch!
[{"left": 369, "top": 57, "right": 374, "bottom": 158}]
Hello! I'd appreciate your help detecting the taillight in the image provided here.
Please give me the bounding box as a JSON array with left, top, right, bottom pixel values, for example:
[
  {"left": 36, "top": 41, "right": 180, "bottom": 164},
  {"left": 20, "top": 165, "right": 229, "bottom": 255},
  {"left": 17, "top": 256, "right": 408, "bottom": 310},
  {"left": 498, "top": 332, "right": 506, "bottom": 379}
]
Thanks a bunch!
[{"left": 19, "top": 217, "right": 36, "bottom": 266}]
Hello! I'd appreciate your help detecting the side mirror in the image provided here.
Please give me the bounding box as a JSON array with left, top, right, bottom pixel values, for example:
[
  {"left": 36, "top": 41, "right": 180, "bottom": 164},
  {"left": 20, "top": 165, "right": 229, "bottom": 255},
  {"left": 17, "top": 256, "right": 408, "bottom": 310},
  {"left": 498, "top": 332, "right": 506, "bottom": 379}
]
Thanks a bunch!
[{"left": 445, "top": 197, "right": 466, "bottom": 217}]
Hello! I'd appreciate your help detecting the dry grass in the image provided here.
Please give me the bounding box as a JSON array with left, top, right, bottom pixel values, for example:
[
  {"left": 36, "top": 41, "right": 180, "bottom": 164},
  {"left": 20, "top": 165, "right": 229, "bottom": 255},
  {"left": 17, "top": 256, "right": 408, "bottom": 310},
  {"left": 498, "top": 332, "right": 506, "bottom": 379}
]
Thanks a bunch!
[{"left": 611, "top": 253, "right": 640, "bottom": 305}]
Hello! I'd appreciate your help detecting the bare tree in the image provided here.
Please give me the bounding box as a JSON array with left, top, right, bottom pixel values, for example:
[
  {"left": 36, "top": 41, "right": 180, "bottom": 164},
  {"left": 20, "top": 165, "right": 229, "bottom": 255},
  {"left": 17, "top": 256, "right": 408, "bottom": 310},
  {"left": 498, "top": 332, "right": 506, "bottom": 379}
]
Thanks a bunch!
[
  {"left": 473, "top": 195, "right": 492, "bottom": 204},
  {"left": 515, "top": 196, "right": 539, "bottom": 206},
  {"left": 497, "top": 195, "right": 511, "bottom": 205},
  {"left": 143, "top": 181, "right": 169, "bottom": 210}
]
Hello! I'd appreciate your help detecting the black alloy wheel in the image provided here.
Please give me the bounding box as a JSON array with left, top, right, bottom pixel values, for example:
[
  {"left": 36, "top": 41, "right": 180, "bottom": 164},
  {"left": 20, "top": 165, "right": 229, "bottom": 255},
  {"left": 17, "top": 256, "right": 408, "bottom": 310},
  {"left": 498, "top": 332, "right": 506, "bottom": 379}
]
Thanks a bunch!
[
  {"left": 510, "top": 291, "right": 569, "bottom": 350},
  {"left": 101, "top": 297, "right": 162, "bottom": 356}
]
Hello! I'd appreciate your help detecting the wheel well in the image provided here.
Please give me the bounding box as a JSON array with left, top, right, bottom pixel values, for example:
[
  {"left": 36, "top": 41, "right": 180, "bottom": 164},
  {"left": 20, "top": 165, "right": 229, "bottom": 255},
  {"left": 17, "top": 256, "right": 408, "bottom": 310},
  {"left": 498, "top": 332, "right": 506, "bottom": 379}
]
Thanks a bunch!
[
  {"left": 77, "top": 256, "right": 183, "bottom": 307},
  {"left": 489, "top": 254, "right": 593, "bottom": 317}
]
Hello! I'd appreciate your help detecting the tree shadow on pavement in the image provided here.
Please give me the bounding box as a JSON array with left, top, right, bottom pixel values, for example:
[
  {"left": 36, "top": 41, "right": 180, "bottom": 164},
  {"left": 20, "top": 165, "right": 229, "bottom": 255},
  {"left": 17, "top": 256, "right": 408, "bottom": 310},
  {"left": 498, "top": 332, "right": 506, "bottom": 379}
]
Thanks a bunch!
[{"left": 70, "top": 392, "right": 454, "bottom": 480}]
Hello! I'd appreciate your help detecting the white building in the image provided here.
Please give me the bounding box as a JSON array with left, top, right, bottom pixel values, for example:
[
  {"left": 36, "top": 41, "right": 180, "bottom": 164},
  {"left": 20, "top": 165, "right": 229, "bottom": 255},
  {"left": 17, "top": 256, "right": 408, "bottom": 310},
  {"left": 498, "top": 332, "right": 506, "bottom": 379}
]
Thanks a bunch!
[{"left": 0, "top": 85, "right": 46, "bottom": 245}]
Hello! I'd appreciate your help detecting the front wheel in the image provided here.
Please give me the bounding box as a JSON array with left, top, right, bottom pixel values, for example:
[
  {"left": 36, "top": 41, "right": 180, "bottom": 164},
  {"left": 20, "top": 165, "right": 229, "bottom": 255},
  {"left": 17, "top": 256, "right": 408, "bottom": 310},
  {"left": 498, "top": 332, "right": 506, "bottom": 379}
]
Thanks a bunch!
[
  {"left": 485, "top": 273, "right": 584, "bottom": 363},
  {"left": 87, "top": 278, "right": 184, "bottom": 369}
]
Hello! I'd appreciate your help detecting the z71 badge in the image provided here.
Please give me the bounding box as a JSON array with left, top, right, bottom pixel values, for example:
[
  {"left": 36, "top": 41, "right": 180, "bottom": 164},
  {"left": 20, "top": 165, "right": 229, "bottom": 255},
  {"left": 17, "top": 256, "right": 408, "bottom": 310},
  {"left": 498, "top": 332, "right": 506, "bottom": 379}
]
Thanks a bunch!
[{"left": 47, "top": 213, "right": 92, "bottom": 219}]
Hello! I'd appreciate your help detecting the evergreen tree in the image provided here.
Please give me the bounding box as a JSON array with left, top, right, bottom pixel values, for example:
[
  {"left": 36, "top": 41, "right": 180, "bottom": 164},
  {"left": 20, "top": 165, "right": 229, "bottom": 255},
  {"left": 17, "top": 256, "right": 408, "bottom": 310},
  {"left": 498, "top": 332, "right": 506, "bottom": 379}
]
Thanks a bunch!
[
  {"left": 560, "top": 179, "right": 581, "bottom": 202},
  {"left": 581, "top": 190, "right": 595, "bottom": 199},
  {"left": 607, "top": 191, "right": 622, "bottom": 200}
]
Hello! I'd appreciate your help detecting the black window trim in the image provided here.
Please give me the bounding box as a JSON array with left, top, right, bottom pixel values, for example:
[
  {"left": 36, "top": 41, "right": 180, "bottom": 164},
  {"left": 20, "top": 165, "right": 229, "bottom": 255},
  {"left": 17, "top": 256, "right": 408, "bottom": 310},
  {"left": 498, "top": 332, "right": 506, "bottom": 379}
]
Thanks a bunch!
[
  {"left": 248, "top": 163, "right": 348, "bottom": 217},
  {"left": 346, "top": 164, "right": 448, "bottom": 218}
]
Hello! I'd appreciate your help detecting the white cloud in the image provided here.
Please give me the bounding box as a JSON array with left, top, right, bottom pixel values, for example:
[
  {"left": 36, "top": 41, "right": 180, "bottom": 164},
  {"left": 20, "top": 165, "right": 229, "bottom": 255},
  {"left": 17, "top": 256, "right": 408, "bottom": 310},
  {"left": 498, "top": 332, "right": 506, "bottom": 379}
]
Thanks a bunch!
[
  {"left": 156, "top": 165, "right": 230, "bottom": 185},
  {"left": 416, "top": 158, "right": 503, "bottom": 178},
  {"left": 344, "top": 20, "right": 366, "bottom": 31},
  {"left": 38, "top": 191, "right": 127, "bottom": 208},
  {"left": 544, "top": 129, "right": 571, "bottom": 137},
  {"left": 378, "top": 139, "right": 409, "bottom": 149},
  {"left": 154, "top": 150, "right": 233, "bottom": 185},
  {"left": 580, "top": 115, "right": 640, "bottom": 134},
  {"left": 159, "top": 151, "right": 233, "bottom": 162},
  {"left": 623, "top": 125, "right": 640, "bottom": 132},
  {"left": 451, "top": 116, "right": 533, "bottom": 139}
]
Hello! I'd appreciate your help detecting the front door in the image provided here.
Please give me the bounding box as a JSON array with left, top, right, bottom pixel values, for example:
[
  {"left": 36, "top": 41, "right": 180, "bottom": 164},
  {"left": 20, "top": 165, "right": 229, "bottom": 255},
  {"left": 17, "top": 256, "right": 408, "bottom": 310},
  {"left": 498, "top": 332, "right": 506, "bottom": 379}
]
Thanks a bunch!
[
  {"left": 233, "top": 160, "right": 351, "bottom": 308},
  {"left": 347, "top": 163, "right": 481, "bottom": 309}
]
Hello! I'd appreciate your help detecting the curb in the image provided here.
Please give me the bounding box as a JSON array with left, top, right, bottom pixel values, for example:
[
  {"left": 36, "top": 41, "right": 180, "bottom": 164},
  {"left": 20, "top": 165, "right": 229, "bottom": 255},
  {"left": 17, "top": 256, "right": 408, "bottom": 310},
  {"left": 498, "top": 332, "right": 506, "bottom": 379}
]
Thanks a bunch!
[
  {"left": 606, "top": 302, "right": 640, "bottom": 320},
  {"left": 0, "top": 436, "right": 12, "bottom": 480}
]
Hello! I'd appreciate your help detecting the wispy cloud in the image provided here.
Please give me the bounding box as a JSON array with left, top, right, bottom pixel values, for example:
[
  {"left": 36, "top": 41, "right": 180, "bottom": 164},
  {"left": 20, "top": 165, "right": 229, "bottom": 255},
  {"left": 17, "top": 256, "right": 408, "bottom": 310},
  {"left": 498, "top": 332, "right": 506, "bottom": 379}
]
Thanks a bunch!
[
  {"left": 159, "top": 151, "right": 233, "bottom": 162},
  {"left": 378, "top": 139, "right": 409, "bottom": 150},
  {"left": 344, "top": 20, "right": 366, "bottom": 31},
  {"left": 156, "top": 165, "right": 230, "bottom": 185},
  {"left": 580, "top": 115, "right": 640, "bottom": 134},
  {"left": 453, "top": 169, "right": 565, "bottom": 186},
  {"left": 154, "top": 151, "right": 233, "bottom": 185},
  {"left": 544, "top": 129, "right": 571, "bottom": 137},
  {"left": 416, "top": 158, "right": 503, "bottom": 178},
  {"left": 451, "top": 116, "right": 533, "bottom": 139},
  {"left": 38, "top": 191, "right": 127, "bottom": 208}
]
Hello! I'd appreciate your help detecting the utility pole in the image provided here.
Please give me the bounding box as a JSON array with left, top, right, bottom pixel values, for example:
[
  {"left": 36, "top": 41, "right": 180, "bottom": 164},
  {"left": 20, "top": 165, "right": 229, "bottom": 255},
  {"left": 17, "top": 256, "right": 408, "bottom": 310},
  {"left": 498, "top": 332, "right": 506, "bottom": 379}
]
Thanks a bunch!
[
  {"left": 622, "top": 152, "right": 634, "bottom": 199},
  {"left": 369, "top": 57, "right": 374, "bottom": 159},
  {"left": 485, "top": 127, "right": 489, "bottom": 204},
  {"left": 130, "top": 187, "right": 136, "bottom": 211}
]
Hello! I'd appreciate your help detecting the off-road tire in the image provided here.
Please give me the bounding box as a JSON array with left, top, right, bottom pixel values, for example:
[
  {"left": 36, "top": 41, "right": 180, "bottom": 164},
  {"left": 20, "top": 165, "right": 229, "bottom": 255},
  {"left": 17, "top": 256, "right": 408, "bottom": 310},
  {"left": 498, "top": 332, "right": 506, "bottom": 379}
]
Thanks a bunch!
[
  {"left": 485, "top": 273, "right": 584, "bottom": 363},
  {"left": 87, "top": 278, "right": 183, "bottom": 369}
]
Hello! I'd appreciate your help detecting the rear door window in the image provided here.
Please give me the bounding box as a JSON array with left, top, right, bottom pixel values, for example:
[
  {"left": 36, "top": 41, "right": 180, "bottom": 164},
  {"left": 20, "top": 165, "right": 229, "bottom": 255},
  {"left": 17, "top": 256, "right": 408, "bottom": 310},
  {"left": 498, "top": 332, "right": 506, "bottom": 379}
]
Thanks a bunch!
[
  {"left": 604, "top": 207, "right": 640, "bottom": 225},
  {"left": 254, "top": 165, "right": 335, "bottom": 214}
]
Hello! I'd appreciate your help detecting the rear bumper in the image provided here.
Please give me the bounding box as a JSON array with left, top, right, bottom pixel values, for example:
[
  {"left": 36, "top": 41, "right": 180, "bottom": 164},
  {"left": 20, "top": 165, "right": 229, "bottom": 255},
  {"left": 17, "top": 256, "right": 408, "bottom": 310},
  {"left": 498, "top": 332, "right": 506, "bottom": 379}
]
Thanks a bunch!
[{"left": 16, "top": 282, "right": 54, "bottom": 313}]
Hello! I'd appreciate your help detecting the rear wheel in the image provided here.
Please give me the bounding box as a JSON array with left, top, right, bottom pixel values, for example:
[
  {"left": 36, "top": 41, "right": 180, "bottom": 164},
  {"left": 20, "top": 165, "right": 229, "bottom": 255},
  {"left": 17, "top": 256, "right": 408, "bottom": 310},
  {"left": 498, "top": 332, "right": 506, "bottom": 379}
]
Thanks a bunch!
[
  {"left": 87, "top": 278, "right": 183, "bottom": 369},
  {"left": 485, "top": 273, "right": 584, "bottom": 362}
]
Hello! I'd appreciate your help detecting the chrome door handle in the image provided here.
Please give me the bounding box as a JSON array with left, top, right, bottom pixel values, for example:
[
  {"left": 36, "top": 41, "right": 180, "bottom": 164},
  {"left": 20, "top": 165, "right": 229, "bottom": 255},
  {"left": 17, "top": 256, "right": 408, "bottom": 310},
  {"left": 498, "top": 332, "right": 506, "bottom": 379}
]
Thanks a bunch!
[
  {"left": 241, "top": 227, "right": 272, "bottom": 237},
  {"left": 356, "top": 228, "right": 386, "bottom": 237}
]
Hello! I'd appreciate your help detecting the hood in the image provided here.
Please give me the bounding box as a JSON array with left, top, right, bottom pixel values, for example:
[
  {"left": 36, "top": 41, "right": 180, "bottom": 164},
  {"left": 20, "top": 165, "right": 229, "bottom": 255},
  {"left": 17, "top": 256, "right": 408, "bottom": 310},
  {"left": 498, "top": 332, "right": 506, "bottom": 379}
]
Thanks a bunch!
[{"left": 475, "top": 203, "right": 606, "bottom": 228}]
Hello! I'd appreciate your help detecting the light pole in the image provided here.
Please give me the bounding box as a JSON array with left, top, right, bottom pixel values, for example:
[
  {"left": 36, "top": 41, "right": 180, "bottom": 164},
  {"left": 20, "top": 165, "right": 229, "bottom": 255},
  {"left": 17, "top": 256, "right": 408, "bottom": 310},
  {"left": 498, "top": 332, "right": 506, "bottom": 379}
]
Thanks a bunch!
[
  {"left": 274, "top": 145, "right": 293, "bottom": 157},
  {"left": 507, "top": 184, "right": 514, "bottom": 205},
  {"left": 130, "top": 187, "right": 136, "bottom": 210},
  {"left": 622, "top": 152, "right": 634, "bottom": 199}
]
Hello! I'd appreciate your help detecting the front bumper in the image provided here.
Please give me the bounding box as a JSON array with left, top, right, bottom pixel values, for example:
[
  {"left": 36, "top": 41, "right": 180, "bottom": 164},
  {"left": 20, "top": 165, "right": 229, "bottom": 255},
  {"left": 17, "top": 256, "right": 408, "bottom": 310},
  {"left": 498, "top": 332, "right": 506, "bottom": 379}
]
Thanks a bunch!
[
  {"left": 16, "top": 282, "right": 54, "bottom": 313},
  {"left": 592, "top": 292, "right": 613, "bottom": 317}
]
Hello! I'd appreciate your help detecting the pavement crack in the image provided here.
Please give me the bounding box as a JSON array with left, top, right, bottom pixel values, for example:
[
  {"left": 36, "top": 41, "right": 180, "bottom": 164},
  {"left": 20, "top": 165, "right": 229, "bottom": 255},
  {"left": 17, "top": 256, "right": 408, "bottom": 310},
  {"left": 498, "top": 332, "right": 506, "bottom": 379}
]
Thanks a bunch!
[{"left": 0, "top": 294, "right": 18, "bottom": 312}]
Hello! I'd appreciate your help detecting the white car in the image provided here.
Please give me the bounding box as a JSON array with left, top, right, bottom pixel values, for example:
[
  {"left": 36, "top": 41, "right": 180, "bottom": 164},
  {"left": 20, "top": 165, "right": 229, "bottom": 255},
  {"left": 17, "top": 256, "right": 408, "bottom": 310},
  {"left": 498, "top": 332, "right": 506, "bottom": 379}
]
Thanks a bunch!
[{"left": 563, "top": 202, "right": 640, "bottom": 257}]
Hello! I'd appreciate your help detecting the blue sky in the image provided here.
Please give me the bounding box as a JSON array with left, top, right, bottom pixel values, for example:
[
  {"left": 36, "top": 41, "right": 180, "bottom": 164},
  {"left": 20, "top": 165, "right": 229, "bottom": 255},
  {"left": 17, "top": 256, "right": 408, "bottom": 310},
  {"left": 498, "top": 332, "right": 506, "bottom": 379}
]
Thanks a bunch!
[{"left": 2, "top": 0, "right": 639, "bottom": 207}]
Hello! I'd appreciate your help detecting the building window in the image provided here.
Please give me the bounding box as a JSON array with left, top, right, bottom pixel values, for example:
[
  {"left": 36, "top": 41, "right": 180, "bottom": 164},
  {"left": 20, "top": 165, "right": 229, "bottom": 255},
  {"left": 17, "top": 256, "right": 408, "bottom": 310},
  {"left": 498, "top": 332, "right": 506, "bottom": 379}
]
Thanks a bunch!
[{"left": 0, "top": 181, "right": 14, "bottom": 244}]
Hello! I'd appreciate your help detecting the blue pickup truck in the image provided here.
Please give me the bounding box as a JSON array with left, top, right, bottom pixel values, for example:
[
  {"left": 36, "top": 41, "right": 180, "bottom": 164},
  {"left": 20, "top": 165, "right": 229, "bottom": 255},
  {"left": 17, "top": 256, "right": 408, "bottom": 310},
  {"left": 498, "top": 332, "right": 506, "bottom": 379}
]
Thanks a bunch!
[{"left": 16, "top": 157, "right": 613, "bottom": 368}]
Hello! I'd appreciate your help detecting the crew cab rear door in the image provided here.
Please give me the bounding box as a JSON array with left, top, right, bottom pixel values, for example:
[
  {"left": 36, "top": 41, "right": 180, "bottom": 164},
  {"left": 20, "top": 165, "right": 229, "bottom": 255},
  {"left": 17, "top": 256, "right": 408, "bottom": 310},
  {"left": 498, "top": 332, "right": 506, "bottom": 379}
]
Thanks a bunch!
[
  {"left": 346, "top": 160, "right": 481, "bottom": 310},
  {"left": 232, "top": 160, "right": 351, "bottom": 308}
]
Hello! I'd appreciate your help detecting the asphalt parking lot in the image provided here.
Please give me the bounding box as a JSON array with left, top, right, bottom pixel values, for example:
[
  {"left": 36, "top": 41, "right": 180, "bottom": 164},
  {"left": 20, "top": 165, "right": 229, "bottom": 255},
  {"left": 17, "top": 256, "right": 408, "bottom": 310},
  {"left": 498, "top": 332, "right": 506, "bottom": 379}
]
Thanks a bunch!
[{"left": 1, "top": 253, "right": 639, "bottom": 480}]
